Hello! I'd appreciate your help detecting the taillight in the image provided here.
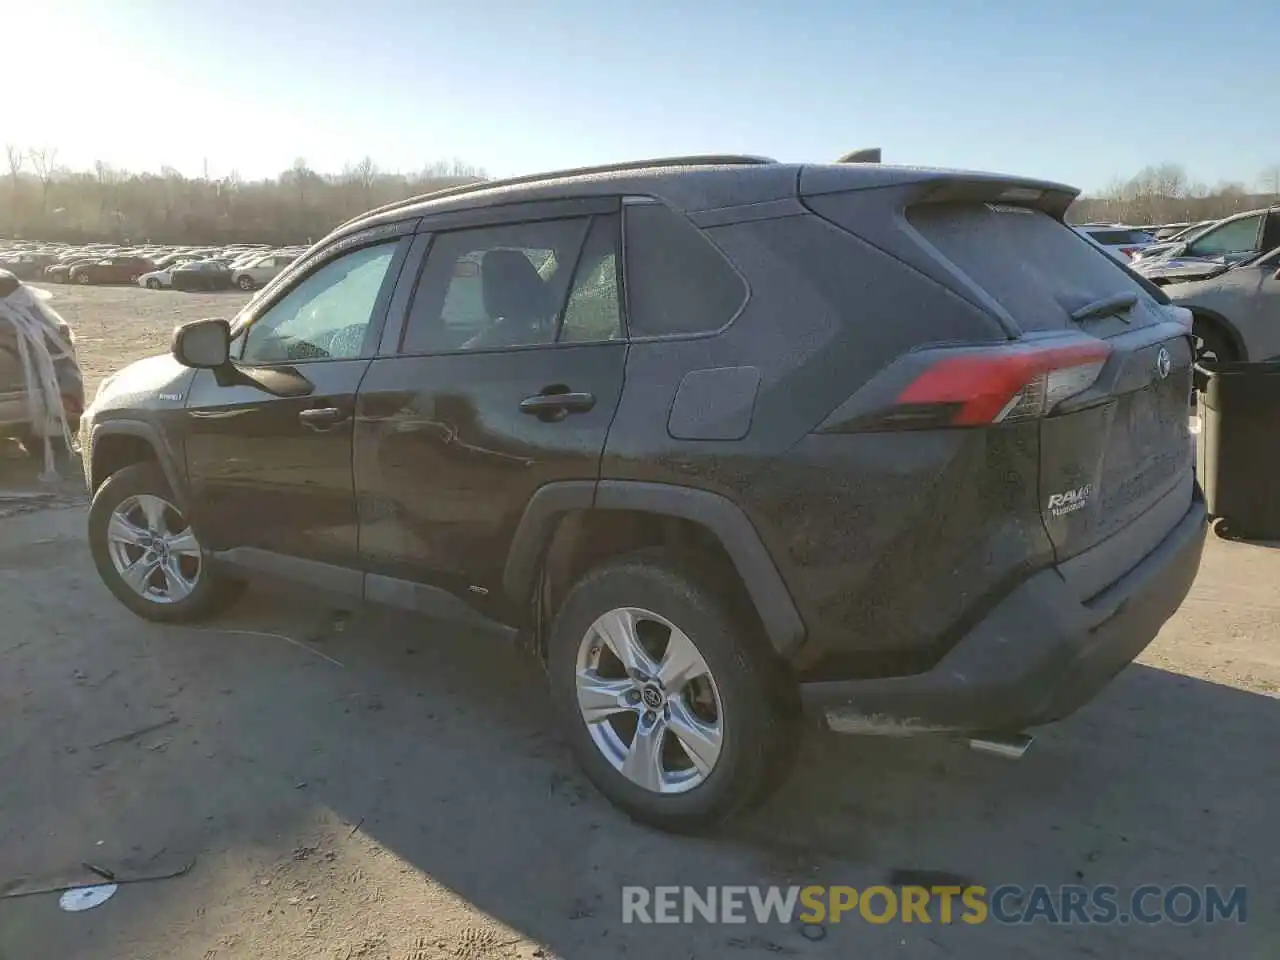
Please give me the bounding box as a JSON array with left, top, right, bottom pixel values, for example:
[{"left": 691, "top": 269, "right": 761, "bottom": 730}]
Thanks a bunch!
[
  {"left": 893, "top": 341, "right": 1112, "bottom": 428},
  {"left": 1119, "top": 246, "right": 1140, "bottom": 259}
]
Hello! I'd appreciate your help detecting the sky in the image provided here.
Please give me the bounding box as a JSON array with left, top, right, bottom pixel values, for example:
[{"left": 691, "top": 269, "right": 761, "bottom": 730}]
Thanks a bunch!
[{"left": 6, "top": 0, "right": 1279, "bottom": 193}]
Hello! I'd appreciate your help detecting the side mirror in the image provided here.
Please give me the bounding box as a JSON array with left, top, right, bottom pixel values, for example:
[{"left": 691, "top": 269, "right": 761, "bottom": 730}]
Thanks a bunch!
[{"left": 172, "top": 317, "right": 230, "bottom": 369}]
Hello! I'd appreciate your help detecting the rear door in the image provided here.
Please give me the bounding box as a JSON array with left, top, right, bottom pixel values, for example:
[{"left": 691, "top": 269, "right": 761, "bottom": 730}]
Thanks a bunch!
[
  {"left": 354, "top": 199, "right": 627, "bottom": 618},
  {"left": 905, "top": 202, "right": 1194, "bottom": 575}
]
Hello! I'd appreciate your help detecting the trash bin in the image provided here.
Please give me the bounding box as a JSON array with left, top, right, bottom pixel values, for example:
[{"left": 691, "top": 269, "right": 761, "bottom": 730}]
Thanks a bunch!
[{"left": 1195, "top": 360, "right": 1280, "bottom": 539}]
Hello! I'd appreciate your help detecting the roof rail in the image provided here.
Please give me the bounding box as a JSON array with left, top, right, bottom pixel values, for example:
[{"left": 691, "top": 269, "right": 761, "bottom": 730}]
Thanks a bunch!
[{"left": 335, "top": 154, "right": 776, "bottom": 232}]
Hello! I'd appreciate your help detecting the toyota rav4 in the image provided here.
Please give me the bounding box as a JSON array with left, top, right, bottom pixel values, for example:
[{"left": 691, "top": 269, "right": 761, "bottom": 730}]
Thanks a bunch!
[{"left": 81, "top": 156, "right": 1207, "bottom": 832}]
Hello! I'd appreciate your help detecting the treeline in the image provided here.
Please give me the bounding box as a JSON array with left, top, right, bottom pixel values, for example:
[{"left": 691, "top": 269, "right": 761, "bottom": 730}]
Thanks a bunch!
[
  {"left": 1068, "top": 163, "right": 1280, "bottom": 226},
  {"left": 0, "top": 147, "right": 486, "bottom": 244}
]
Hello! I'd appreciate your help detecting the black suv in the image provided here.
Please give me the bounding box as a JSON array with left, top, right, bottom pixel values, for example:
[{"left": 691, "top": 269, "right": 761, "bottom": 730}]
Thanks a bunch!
[{"left": 81, "top": 156, "right": 1207, "bottom": 831}]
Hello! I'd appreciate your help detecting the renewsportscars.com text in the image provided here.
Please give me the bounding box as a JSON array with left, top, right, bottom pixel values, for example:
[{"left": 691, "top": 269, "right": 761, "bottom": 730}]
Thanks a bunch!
[{"left": 622, "top": 884, "right": 1247, "bottom": 926}]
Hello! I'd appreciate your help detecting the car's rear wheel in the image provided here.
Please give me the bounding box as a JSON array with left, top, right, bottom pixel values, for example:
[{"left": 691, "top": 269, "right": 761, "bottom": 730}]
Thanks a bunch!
[
  {"left": 145, "top": 278, "right": 161, "bottom": 290},
  {"left": 88, "top": 462, "right": 243, "bottom": 622},
  {"left": 237, "top": 275, "right": 255, "bottom": 291},
  {"left": 548, "top": 547, "right": 797, "bottom": 832},
  {"left": 75, "top": 272, "right": 91, "bottom": 285}
]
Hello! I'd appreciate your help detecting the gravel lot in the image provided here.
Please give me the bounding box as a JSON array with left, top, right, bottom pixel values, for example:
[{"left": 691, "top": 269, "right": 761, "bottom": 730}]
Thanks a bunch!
[{"left": 0, "top": 286, "right": 1275, "bottom": 959}]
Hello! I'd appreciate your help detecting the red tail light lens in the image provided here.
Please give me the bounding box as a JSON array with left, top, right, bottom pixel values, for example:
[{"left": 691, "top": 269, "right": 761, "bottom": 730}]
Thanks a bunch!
[{"left": 895, "top": 342, "right": 1112, "bottom": 427}]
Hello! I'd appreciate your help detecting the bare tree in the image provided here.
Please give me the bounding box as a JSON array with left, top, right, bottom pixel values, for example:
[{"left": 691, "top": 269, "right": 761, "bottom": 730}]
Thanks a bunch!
[
  {"left": 27, "top": 146, "right": 58, "bottom": 212},
  {"left": 0, "top": 150, "right": 480, "bottom": 243}
]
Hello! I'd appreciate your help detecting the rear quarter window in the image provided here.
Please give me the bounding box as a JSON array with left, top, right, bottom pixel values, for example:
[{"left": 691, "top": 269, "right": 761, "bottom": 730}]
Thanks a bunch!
[
  {"left": 908, "top": 203, "right": 1152, "bottom": 332},
  {"left": 623, "top": 202, "right": 746, "bottom": 337}
]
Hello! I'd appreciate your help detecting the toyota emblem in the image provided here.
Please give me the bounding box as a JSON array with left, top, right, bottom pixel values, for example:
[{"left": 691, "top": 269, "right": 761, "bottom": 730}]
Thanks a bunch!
[{"left": 1156, "top": 347, "right": 1172, "bottom": 380}]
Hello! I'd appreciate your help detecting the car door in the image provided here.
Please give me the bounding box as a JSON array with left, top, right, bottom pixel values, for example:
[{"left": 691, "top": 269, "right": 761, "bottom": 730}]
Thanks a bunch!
[
  {"left": 1239, "top": 249, "right": 1280, "bottom": 359},
  {"left": 183, "top": 227, "right": 413, "bottom": 587},
  {"left": 354, "top": 199, "right": 627, "bottom": 620}
]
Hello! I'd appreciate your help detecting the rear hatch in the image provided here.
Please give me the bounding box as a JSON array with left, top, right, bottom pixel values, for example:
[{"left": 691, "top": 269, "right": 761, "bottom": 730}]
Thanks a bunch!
[
  {"left": 910, "top": 201, "right": 1193, "bottom": 572},
  {"left": 802, "top": 171, "right": 1193, "bottom": 592}
]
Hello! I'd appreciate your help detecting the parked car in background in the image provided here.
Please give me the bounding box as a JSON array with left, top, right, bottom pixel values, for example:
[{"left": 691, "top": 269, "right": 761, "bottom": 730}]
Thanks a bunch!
[
  {"left": 1072, "top": 225, "right": 1156, "bottom": 262},
  {"left": 0, "top": 270, "right": 83, "bottom": 454},
  {"left": 69, "top": 256, "right": 156, "bottom": 285},
  {"left": 137, "top": 264, "right": 186, "bottom": 289},
  {"left": 1132, "top": 221, "right": 1220, "bottom": 263},
  {"left": 1134, "top": 207, "right": 1280, "bottom": 284},
  {"left": 170, "top": 260, "right": 233, "bottom": 291},
  {"left": 0, "top": 252, "right": 58, "bottom": 280},
  {"left": 44, "top": 258, "right": 99, "bottom": 283},
  {"left": 1165, "top": 246, "right": 1280, "bottom": 364},
  {"left": 230, "top": 252, "right": 298, "bottom": 290}
]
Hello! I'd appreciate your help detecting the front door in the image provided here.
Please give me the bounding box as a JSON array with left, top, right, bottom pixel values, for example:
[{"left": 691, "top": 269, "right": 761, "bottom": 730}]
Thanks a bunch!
[
  {"left": 354, "top": 203, "right": 627, "bottom": 617},
  {"left": 184, "top": 236, "right": 410, "bottom": 573}
]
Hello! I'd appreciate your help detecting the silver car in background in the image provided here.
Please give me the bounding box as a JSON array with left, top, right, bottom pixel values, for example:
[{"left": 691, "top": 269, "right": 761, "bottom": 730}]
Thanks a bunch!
[
  {"left": 230, "top": 252, "right": 300, "bottom": 291},
  {"left": 1164, "top": 246, "right": 1280, "bottom": 364}
]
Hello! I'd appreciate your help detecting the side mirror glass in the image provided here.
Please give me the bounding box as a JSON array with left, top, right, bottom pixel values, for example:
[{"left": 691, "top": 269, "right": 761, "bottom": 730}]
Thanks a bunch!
[{"left": 172, "top": 317, "right": 230, "bottom": 369}]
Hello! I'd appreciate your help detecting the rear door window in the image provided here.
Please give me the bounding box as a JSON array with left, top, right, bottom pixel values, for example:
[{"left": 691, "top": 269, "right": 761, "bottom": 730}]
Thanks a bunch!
[
  {"left": 400, "top": 217, "right": 595, "bottom": 354},
  {"left": 623, "top": 201, "right": 746, "bottom": 337},
  {"left": 909, "top": 203, "right": 1151, "bottom": 332}
]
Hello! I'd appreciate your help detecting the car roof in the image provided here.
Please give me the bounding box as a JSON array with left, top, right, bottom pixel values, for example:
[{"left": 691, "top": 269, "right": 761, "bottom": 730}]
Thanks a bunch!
[{"left": 334, "top": 155, "right": 1076, "bottom": 241}]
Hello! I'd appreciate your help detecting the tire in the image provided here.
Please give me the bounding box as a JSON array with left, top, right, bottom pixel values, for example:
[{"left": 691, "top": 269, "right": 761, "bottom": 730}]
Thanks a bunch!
[
  {"left": 237, "top": 275, "right": 256, "bottom": 291},
  {"left": 75, "top": 272, "right": 91, "bottom": 285},
  {"left": 88, "top": 462, "right": 243, "bottom": 622},
  {"left": 145, "top": 278, "right": 161, "bottom": 290},
  {"left": 548, "top": 546, "right": 798, "bottom": 832},
  {"left": 1192, "top": 320, "right": 1234, "bottom": 367}
]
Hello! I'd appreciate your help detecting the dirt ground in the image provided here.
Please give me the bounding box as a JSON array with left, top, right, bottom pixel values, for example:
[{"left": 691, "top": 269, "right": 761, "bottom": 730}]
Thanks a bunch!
[{"left": 0, "top": 286, "right": 1276, "bottom": 959}]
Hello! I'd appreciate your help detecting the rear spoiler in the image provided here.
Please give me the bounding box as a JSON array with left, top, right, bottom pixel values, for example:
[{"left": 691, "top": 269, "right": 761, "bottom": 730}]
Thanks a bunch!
[{"left": 799, "top": 165, "right": 1079, "bottom": 221}]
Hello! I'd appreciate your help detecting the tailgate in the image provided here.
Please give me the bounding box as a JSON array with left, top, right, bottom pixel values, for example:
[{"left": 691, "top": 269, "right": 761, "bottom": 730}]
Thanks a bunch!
[{"left": 905, "top": 201, "right": 1194, "bottom": 569}]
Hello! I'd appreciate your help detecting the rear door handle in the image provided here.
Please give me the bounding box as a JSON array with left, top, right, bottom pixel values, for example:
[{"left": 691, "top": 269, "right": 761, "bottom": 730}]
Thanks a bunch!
[
  {"left": 298, "top": 406, "right": 346, "bottom": 430},
  {"left": 519, "top": 391, "right": 596, "bottom": 421}
]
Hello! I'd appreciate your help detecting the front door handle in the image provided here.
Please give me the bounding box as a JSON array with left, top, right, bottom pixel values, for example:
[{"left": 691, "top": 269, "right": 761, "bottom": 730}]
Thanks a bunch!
[
  {"left": 298, "top": 406, "right": 346, "bottom": 430},
  {"left": 519, "top": 391, "right": 596, "bottom": 422}
]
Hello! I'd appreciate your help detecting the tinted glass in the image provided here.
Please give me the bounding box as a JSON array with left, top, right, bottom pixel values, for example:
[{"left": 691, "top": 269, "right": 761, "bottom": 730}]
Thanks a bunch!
[
  {"left": 559, "top": 214, "right": 622, "bottom": 343},
  {"left": 1187, "top": 215, "right": 1262, "bottom": 257},
  {"left": 623, "top": 202, "right": 746, "bottom": 337},
  {"left": 401, "top": 218, "right": 589, "bottom": 354},
  {"left": 909, "top": 202, "right": 1150, "bottom": 332},
  {"left": 241, "top": 242, "right": 397, "bottom": 363}
]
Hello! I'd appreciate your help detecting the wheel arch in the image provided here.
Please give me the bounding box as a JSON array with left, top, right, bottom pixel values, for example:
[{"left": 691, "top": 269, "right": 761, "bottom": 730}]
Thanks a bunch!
[
  {"left": 90, "top": 420, "right": 187, "bottom": 507},
  {"left": 1188, "top": 307, "right": 1247, "bottom": 361},
  {"left": 504, "top": 480, "right": 806, "bottom": 657}
]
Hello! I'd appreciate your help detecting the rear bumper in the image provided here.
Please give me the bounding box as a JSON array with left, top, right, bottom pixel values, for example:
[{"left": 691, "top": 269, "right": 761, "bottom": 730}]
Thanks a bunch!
[{"left": 801, "top": 493, "right": 1207, "bottom": 733}]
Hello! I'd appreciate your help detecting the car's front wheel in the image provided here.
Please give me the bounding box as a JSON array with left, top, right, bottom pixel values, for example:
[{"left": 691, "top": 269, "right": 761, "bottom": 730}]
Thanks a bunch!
[
  {"left": 88, "top": 462, "right": 242, "bottom": 622},
  {"left": 548, "top": 547, "right": 798, "bottom": 832},
  {"left": 145, "top": 278, "right": 161, "bottom": 290},
  {"left": 237, "top": 275, "right": 255, "bottom": 291},
  {"left": 75, "top": 272, "right": 91, "bottom": 285}
]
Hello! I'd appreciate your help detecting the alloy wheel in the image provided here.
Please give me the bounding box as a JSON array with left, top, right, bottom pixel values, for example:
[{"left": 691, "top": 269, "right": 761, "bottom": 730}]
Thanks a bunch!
[
  {"left": 105, "top": 494, "right": 202, "bottom": 604},
  {"left": 575, "top": 607, "right": 724, "bottom": 795}
]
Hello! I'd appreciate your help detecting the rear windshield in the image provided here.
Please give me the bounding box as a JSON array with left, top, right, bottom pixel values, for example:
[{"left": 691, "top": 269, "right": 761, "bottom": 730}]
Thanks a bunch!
[
  {"left": 1084, "top": 229, "right": 1153, "bottom": 246},
  {"left": 909, "top": 203, "right": 1149, "bottom": 332}
]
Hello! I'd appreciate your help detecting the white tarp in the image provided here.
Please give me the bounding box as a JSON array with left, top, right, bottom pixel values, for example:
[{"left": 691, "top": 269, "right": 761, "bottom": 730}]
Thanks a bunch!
[{"left": 0, "top": 284, "right": 76, "bottom": 479}]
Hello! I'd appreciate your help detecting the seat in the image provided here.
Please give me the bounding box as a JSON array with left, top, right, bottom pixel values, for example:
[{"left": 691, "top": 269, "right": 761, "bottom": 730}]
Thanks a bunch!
[{"left": 472, "top": 250, "right": 553, "bottom": 347}]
